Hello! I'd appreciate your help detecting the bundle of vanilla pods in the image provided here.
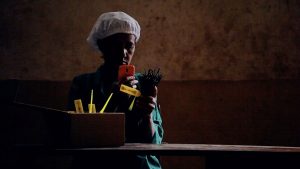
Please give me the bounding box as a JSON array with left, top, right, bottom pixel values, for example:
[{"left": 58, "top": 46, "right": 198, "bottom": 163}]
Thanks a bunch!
[{"left": 139, "top": 68, "right": 162, "bottom": 96}]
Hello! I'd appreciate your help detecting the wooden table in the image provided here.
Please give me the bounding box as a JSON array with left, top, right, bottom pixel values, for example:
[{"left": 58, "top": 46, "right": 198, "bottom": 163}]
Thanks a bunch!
[
  {"left": 14, "top": 143, "right": 300, "bottom": 169},
  {"left": 54, "top": 143, "right": 300, "bottom": 155}
]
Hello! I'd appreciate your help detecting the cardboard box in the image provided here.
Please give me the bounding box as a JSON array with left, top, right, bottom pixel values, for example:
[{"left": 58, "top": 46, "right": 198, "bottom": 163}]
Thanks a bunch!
[
  {"left": 13, "top": 102, "right": 125, "bottom": 147},
  {"left": 45, "top": 111, "right": 125, "bottom": 147},
  {"left": 67, "top": 112, "right": 125, "bottom": 147}
]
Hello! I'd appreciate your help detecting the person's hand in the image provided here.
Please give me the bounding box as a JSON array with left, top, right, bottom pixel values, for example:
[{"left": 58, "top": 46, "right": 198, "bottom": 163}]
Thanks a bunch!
[
  {"left": 113, "top": 75, "right": 138, "bottom": 100},
  {"left": 135, "top": 86, "right": 158, "bottom": 116},
  {"left": 134, "top": 86, "right": 157, "bottom": 139},
  {"left": 120, "top": 76, "right": 138, "bottom": 89}
]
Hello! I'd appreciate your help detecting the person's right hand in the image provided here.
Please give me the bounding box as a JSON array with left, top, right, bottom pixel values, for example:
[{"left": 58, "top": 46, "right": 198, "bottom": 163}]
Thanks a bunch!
[{"left": 120, "top": 75, "right": 138, "bottom": 89}]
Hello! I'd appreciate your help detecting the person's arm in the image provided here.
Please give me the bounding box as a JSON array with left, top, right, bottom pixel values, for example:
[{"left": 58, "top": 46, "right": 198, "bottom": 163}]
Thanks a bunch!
[
  {"left": 135, "top": 95, "right": 156, "bottom": 138},
  {"left": 134, "top": 86, "right": 163, "bottom": 143},
  {"left": 150, "top": 104, "right": 163, "bottom": 144},
  {"left": 121, "top": 75, "right": 163, "bottom": 143},
  {"left": 67, "top": 75, "right": 89, "bottom": 111}
]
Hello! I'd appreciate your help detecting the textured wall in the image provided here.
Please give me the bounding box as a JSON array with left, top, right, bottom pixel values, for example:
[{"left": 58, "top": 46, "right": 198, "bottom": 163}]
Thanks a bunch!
[{"left": 1, "top": 0, "right": 300, "bottom": 80}]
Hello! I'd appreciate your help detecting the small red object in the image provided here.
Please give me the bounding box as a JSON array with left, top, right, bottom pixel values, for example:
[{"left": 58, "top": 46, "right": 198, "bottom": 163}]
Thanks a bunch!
[{"left": 118, "top": 64, "right": 135, "bottom": 81}]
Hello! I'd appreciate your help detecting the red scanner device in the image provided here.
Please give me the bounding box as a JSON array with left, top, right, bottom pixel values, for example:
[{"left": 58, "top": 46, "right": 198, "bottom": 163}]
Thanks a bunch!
[{"left": 118, "top": 65, "right": 135, "bottom": 81}]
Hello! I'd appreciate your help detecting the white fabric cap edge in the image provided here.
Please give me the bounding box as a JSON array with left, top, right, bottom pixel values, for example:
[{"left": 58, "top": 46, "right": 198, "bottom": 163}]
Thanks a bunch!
[{"left": 86, "top": 11, "right": 141, "bottom": 53}]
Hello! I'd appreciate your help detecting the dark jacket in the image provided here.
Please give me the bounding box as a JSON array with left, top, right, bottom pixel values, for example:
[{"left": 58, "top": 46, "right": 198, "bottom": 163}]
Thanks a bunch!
[{"left": 68, "top": 65, "right": 163, "bottom": 169}]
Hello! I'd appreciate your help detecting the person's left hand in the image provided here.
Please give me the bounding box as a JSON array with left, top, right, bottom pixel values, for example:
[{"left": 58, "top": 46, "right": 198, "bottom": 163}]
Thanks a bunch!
[{"left": 134, "top": 86, "right": 157, "bottom": 116}]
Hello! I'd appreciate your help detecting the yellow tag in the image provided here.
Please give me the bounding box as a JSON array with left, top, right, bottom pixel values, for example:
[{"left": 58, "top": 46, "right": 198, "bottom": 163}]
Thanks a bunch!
[
  {"left": 120, "top": 84, "right": 141, "bottom": 97},
  {"left": 74, "top": 99, "right": 84, "bottom": 113},
  {"left": 128, "top": 97, "right": 136, "bottom": 111}
]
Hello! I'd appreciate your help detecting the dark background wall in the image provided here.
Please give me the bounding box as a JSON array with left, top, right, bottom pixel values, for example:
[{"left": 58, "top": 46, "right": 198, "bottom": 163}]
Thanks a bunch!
[{"left": 1, "top": 0, "right": 300, "bottom": 81}]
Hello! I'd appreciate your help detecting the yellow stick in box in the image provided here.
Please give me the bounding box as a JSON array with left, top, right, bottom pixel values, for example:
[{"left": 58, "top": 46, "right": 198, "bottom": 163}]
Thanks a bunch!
[
  {"left": 99, "top": 93, "right": 114, "bottom": 113},
  {"left": 88, "top": 104, "right": 96, "bottom": 113},
  {"left": 88, "top": 89, "right": 95, "bottom": 113}
]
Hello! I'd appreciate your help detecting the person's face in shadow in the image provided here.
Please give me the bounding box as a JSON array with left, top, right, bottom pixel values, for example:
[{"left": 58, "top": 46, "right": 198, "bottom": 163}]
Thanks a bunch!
[{"left": 98, "top": 33, "right": 136, "bottom": 71}]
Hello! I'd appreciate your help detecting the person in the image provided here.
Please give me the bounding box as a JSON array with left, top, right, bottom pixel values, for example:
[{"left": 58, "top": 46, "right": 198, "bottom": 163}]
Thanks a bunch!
[{"left": 67, "top": 11, "right": 163, "bottom": 169}]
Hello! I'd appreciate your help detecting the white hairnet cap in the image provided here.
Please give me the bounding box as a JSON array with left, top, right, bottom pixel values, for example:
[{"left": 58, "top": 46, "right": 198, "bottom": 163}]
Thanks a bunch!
[{"left": 87, "top": 11, "right": 141, "bottom": 53}]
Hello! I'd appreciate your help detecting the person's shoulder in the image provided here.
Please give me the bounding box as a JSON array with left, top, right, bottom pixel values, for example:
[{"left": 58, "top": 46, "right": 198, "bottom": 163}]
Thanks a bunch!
[
  {"left": 71, "top": 71, "right": 98, "bottom": 84},
  {"left": 74, "top": 71, "right": 97, "bottom": 79}
]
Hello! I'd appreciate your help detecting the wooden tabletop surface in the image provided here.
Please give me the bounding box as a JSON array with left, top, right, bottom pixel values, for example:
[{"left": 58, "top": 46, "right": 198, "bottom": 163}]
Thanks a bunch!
[{"left": 55, "top": 143, "right": 300, "bottom": 155}]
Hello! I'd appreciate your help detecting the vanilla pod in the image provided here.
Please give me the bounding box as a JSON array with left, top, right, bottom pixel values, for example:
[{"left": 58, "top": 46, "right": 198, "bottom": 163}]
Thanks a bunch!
[{"left": 139, "top": 68, "right": 162, "bottom": 96}]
